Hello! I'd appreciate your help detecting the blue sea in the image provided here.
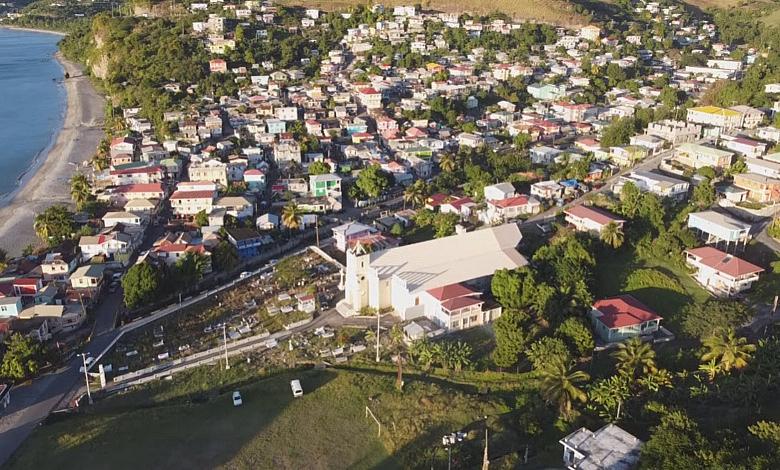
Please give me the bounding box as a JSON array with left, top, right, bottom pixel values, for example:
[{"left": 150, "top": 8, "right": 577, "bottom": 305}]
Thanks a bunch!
[{"left": 0, "top": 29, "right": 66, "bottom": 197}]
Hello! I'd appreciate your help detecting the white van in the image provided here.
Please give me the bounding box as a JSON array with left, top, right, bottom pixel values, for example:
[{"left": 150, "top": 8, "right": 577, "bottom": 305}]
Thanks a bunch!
[{"left": 290, "top": 379, "right": 303, "bottom": 398}]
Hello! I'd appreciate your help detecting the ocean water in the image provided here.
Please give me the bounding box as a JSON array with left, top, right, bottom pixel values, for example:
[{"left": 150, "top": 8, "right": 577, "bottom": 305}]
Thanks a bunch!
[{"left": 0, "top": 29, "right": 66, "bottom": 197}]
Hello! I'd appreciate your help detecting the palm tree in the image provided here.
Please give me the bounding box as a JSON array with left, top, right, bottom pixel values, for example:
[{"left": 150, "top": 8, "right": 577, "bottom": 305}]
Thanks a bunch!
[
  {"left": 281, "top": 202, "right": 303, "bottom": 232},
  {"left": 33, "top": 205, "right": 73, "bottom": 245},
  {"left": 698, "top": 358, "right": 720, "bottom": 382},
  {"left": 538, "top": 362, "right": 590, "bottom": 421},
  {"left": 389, "top": 325, "right": 406, "bottom": 390},
  {"left": 438, "top": 153, "right": 456, "bottom": 173},
  {"left": 701, "top": 329, "right": 756, "bottom": 374},
  {"left": 600, "top": 221, "right": 624, "bottom": 249},
  {"left": 69, "top": 173, "right": 92, "bottom": 211},
  {"left": 403, "top": 180, "right": 428, "bottom": 209},
  {"left": 612, "top": 338, "right": 657, "bottom": 379}
]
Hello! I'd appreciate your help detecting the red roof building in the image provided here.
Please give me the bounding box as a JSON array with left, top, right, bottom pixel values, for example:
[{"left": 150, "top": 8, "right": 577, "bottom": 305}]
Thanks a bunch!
[
  {"left": 590, "top": 295, "right": 663, "bottom": 343},
  {"left": 564, "top": 205, "right": 625, "bottom": 234},
  {"left": 684, "top": 247, "right": 763, "bottom": 297}
]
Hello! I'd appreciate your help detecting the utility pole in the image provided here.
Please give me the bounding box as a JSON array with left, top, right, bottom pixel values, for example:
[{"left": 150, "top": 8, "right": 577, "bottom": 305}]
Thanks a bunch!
[
  {"left": 222, "top": 324, "right": 230, "bottom": 370},
  {"left": 375, "top": 309, "right": 381, "bottom": 362},
  {"left": 80, "top": 353, "right": 93, "bottom": 405}
]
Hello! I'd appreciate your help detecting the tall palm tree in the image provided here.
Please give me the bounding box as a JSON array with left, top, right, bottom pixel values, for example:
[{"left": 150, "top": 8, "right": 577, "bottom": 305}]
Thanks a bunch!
[
  {"left": 438, "top": 153, "right": 456, "bottom": 173},
  {"left": 69, "top": 173, "right": 92, "bottom": 211},
  {"left": 538, "top": 362, "right": 590, "bottom": 421},
  {"left": 389, "top": 325, "right": 406, "bottom": 390},
  {"left": 281, "top": 202, "right": 303, "bottom": 232},
  {"left": 600, "top": 221, "right": 624, "bottom": 249},
  {"left": 403, "top": 180, "right": 428, "bottom": 209},
  {"left": 33, "top": 205, "right": 73, "bottom": 245},
  {"left": 701, "top": 329, "right": 756, "bottom": 374}
]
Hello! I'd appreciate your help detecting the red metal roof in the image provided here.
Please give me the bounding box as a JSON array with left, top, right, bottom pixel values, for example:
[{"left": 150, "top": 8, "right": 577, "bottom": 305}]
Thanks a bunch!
[
  {"left": 685, "top": 246, "right": 763, "bottom": 278},
  {"left": 491, "top": 195, "right": 531, "bottom": 208},
  {"left": 426, "top": 283, "right": 478, "bottom": 301},
  {"left": 440, "top": 296, "right": 483, "bottom": 311},
  {"left": 171, "top": 190, "right": 214, "bottom": 200},
  {"left": 592, "top": 295, "right": 662, "bottom": 329},
  {"left": 565, "top": 205, "right": 624, "bottom": 226},
  {"left": 115, "top": 183, "right": 164, "bottom": 193}
]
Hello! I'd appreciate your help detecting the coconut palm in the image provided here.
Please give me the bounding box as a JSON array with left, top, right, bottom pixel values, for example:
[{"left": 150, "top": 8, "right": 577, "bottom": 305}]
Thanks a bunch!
[
  {"left": 33, "top": 205, "right": 74, "bottom": 245},
  {"left": 403, "top": 180, "right": 428, "bottom": 209},
  {"left": 281, "top": 202, "right": 303, "bottom": 231},
  {"left": 389, "top": 325, "right": 406, "bottom": 390},
  {"left": 600, "top": 221, "right": 624, "bottom": 249},
  {"left": 701, "top": 329, "right": 756, "bottom": 374},
  {"left": 538, "top": 362, "right": 590, "bottom": 421},
  {"left": 438, "top": 153, "right": 456, "bottom": 173},
  {"left": 612, "top": 337, "right": 657, "bottom": 379},
  {"left": 698, "top": 358, "right": 720, "bottom": 382},
  {"left": 69, "top": 173, "right": 92, "bottom": 210}
]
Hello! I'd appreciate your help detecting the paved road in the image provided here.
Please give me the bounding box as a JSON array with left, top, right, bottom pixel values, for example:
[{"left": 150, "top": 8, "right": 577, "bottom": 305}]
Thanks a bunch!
[
  {"left": 0, "top": 295, "right": 121, "bottom": 465},
  {"left": 523, "top": 145, "right": 676, "bottom": 226}
]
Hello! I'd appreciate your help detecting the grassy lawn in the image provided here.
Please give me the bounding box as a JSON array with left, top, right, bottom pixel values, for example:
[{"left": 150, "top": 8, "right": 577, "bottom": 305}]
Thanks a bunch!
[
  {"left": 595, "top": 248, "right": 710, "bottom": 331},
  {"left": 9, "top": 366, "right": 512, "bottom": 470}
]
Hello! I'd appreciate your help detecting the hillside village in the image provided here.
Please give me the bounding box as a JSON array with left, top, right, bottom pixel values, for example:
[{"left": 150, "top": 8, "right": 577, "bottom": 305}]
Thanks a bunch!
[{"left": 1, "top": 0, "right": 780, "bottom": 467}]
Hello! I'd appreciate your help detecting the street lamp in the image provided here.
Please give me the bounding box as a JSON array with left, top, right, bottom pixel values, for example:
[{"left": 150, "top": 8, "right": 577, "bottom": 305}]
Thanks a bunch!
[{"left": 79, "top": 353, "right": 93, "bottom": 405}]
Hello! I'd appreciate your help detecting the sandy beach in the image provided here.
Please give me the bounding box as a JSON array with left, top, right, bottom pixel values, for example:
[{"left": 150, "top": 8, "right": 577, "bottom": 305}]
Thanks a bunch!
[{"left": 0, "top": 49, "right": 104, "bottom": 256}]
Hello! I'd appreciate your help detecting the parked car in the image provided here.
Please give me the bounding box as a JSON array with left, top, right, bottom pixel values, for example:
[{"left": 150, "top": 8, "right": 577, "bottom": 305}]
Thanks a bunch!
[
  {"left": 232, "top": 391, "right": 243, "bottom": 407},
  {"left": 290, "top": 379, "right": 303, "bottom": 398},
  {"left": 78, "top": 356, "right": 95, "bottom": 373},
  {"left": 239, "top": 271, "right": 252, "bottom": 279}
]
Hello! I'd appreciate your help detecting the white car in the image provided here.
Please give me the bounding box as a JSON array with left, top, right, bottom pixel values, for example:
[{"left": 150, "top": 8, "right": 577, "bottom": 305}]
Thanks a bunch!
[
  {"left": 239, "top": 271, "right": 252, "bottom": 279},
  {"left": 232, "top": 391, "right": 243, "bottom": 407},
  {"left": 290, "top": 379, "right": 303, "bottom": 398},
  {"left": 78, "top": 356, "right": 95, "bottom": 373}
]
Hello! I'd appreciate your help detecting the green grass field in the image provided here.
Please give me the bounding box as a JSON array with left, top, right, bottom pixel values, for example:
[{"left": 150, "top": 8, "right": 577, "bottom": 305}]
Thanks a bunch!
[
  {"left": 595, "top": 249, "right": 711, "bottom": 332},
  {"left": 8, "top": 366, "right": 511, "bottom": 470}
]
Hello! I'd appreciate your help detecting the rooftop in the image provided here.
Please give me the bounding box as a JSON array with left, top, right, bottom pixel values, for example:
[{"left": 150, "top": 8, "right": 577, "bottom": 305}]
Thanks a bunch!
[
  {"left": 365, "top": 224, "right": 527, "bottom": 296},
  {"left": 592, "top": 294, "right": 662, "bottom": 328},
  {"left": 685, "top": 246, "right": 763, "bottom": 278},
  {"left": 560, "top": 424, "right": 643, "bottom": 470}
]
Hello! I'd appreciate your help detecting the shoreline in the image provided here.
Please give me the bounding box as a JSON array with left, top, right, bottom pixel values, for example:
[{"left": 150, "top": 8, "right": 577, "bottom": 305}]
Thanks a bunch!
[
  {"left": 0, "top": 48, "right": 105, "bottom": 256},
  {"left": 0, "top": 25, "right": 66, "bottom": 36}
]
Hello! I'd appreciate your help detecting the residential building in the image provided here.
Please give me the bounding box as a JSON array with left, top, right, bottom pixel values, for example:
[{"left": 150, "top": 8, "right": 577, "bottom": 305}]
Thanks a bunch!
[
  {"left": 102, "top": 212, "right": 143, "bottom": 228},
  {"left": 0, "top": 297, "right": 23, "bottom": 318},
  {"left": 419, "top": 283, "right": 501, "bottom": 331},
  {"left": 41, "top": 252, "right": 78, "bottom": 281},
  {"left": 482, "top": 195, "right": 542, "bottom": 223},
  {"left": 188, "top": 159, "right": 228, "bottom": 187},
  {"left": 357, "top": 88, "right": 382, "bottom": 109},
  {"left": 309, "top": 173, "right": 342, "bottom": 198},
  {"left": 614, "top": 170, "right": 690, "bottom": 200},
  {"left": 589, "top": 295, "right": 663, "bottom": 343},
  {"left": 560, "top": 424, "right": 643, "bottom": 470},
  {"left": 686, "top": 106, "right": 742, "bottom": 130},
  {"left": 564, "top": 205, "right": 625, "bottom": 234},
  {"left": 17, "top": 304, "right": 86, "bottom": 335},
  {"left": 733, "top": 173, "right": 780, "bottom": 203},
  {"left": 745, "top": 157, "right": 780, "bottom": 179},
  {"left": 530, "top": 180, "right": 564, "bottom": 200},
  {"left": 343, "top": 224, "right": 527, "bottom": 319},
  {"left": 332, "top": 222, "right": 377, "bottom": 252},
  {"left": 673, "top": 143, "right": 734, "bottom": 170},
  {"left": 687, "top": 210, "right": 751, "bottom": 249},
  {"left": 225, "top": 227, "right": 264, "bottom": 259},
  {"left": 684, "top": 246, "right": 763, "bottom": 297},
  {"left": 170, "top": 190, "right": 216, "bottom": 217},
  {"left": 70, "top": 264, "right": 106, "bottom": 291},
  {"left": 214, "top": 196, "right": 254, "bottom": 219},
  {"left": 645, "top": 120, "right": 701, "bottom": 144},
  {"left": 730, "top": 105, "right": 764, "bottom": 129},
  {"left": 244, "top": 169, "right": 267, "bottom": 192},
  {"left": 78, "top": 232, "right": 133, "bottom": 262},
  {"left": 579, "top": 25, "right": 601, "bottom": 41},
  {"left": 274, "top": 141, "right": 302, "bottom": 163},
  {"left": 483, "top": 182, "right": 516, "bottom": 201}
]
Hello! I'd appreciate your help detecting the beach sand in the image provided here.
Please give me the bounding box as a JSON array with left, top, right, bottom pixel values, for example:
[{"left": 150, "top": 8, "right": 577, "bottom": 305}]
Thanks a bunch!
[{"left": 0, "top": 51, "right": 104, "bottom": 256}]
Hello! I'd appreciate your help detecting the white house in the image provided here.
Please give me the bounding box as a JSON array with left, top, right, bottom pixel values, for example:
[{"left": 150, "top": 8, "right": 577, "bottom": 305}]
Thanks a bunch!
[
  {"left": 614, "top": 170, "right": 690, "bottom": 200},
  {"left": 530, "top": 180, "right": 564, "bottom": 200},
  {"left": 482, "top": 195, "right": 542, "bottom": 223},
  {"left": 332, "top": 222, "right": 377, "bottom": 252},
  {"left": 684, "top": 246, "right": 763, "bottom": 297},
  {"left": 687, "top": 210, "right": 751, "bottom": 250},
  {"left": 483, "top": 182, "right": 516, "bottom": 201},
  {"left": 564, "top": 205, "right": 625, "bottom": 234}
]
